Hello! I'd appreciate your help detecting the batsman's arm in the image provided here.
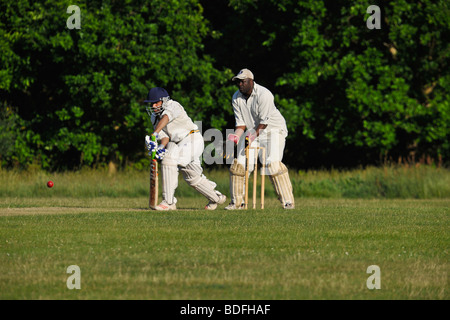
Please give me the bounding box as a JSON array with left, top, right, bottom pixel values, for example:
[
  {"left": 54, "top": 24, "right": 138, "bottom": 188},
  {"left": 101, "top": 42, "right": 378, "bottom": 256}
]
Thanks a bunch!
[
  {"left": 153, "top": 115, "right": 170, "bottom": 135},
  {"left": 160, "top": 137, "right": 169, "bottom": 148}
]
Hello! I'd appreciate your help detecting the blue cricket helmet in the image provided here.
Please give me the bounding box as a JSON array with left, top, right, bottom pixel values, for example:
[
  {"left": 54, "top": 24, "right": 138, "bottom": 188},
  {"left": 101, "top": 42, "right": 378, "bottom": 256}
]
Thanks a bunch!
[{"left": 144, "top": 87, "right": 170, "bottom": 103}]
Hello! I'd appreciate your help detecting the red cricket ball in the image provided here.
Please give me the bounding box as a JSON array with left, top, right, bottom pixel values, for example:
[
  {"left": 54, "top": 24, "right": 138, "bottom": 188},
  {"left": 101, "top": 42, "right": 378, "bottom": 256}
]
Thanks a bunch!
[{"left": 47, "top": 181, "right": 54, "bottom": 188}]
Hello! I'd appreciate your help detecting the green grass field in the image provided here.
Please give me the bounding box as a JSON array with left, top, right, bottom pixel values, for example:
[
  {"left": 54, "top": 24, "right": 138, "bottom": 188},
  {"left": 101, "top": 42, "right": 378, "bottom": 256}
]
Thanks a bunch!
[{"left": 0, "top": 167, "right": 449, "bottom": 300}]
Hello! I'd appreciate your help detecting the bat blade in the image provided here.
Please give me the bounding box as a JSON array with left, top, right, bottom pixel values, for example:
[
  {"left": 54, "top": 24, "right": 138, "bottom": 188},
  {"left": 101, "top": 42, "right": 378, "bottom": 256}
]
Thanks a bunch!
[
  {"left": 149, "top": 134, "right": 158, "bottom": 210},
  {"left": 149, "top": 159, "right": 158, "bottom": 209}
]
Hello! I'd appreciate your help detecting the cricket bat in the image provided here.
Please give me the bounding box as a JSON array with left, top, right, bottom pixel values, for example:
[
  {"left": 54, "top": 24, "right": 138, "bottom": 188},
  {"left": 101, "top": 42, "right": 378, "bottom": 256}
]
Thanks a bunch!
[{"left": 149, "top": 135, "right": 158, "bottom": 209}]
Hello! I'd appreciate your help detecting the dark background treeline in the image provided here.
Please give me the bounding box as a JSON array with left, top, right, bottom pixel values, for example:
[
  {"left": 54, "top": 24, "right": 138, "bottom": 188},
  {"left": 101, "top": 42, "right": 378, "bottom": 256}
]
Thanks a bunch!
[{"left": 1, "top": 0, "right": 448, "bottom": 171}]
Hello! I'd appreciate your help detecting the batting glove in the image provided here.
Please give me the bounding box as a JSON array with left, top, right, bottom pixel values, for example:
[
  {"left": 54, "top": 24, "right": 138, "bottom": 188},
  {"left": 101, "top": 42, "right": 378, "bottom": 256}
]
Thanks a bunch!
[
  {"left": 151, "top": 132, "right": 159, "bottom": 140},
  {"left": 145, "top": 135, "right": 158, "bottom": 152},
  {"left": 147, "top": 145, "right": 165, "bottom": 159},
  {"left": 227, "top": 133, "right": 240, "bottom": 145},
  {"left": 155, "top": 145, "right": 167, "bottom": 160}
]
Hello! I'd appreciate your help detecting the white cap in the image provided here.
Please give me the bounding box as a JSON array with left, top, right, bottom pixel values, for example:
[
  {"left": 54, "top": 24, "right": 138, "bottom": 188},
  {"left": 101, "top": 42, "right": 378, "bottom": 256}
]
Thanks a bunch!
[{"left": 232, "top": 68, "right": 254, "bottom": 81}]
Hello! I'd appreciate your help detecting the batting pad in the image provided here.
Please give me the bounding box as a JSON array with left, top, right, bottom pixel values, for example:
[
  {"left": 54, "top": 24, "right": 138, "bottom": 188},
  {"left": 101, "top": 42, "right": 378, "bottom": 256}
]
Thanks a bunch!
[
  {"left": 180, "top": 163, "right": 220, "bottom": 202},
  {"left": 161, "top": 155, "right": 179, "bottom": 204},
  {"left": 267, "top": 161, "right": 294, "bottom": 205},
  {"left": 229, "top": 159, "right": 245, "bottom": 206}
]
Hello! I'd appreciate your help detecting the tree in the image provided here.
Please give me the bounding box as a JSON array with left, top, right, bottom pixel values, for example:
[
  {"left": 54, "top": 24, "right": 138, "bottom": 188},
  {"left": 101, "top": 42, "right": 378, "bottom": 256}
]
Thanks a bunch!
[
  {"left": 1, "top": 0, "right": 448, "bottom": 170},
  {"left": 202, "top": 0, "right": 450, "bottom": 168},
  {"left": 0, "top": 0, "right": 233, "bottom": 169}
]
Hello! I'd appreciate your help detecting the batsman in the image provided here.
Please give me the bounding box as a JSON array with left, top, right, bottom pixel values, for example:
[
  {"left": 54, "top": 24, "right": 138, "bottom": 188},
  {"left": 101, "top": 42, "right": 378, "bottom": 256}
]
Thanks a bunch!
[
  {"left": 144, "top": 87, "right": 227, "bottom": 210},
  {"left": 226, "top": 69, "right": 295, "bottom": 210}
]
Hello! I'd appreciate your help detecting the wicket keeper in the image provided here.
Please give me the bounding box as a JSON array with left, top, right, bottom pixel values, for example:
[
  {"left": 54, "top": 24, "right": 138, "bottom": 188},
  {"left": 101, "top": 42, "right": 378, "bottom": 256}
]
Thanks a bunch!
[{"left": 226, "top": 69, "right": 295, "bottom": 210}]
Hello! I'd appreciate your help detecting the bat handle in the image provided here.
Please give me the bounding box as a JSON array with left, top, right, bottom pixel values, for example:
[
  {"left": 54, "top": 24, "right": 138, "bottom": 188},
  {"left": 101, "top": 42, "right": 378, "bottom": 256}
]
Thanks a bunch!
[{"left": 151, "top": 134, "right": 157, "bottom": 160}]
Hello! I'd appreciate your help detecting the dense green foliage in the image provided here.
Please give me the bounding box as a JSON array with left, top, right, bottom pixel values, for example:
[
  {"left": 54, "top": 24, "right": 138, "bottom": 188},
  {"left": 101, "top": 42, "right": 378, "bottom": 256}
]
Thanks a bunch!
[
  {"left": 203, "top": 0, "right": 450, "bottom": 168},
  {"left": 1, "top": 0, "right": 449, "bottom": 170},
  {"left": 0, "top": 0, "right": 233, "bottom": 169}
]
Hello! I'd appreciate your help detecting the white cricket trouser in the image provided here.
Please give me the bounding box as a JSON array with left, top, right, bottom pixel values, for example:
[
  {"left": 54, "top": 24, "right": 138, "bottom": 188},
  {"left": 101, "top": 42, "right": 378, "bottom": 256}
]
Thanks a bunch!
[
  {"left": 236, "top": 129, "right": 287, "bottom": 173},
  {"left": 161, "top": 132, "right": 220, "bottom": 203},
  {"left": 170, "top": 131, "right": 204, "bottom": 167}
]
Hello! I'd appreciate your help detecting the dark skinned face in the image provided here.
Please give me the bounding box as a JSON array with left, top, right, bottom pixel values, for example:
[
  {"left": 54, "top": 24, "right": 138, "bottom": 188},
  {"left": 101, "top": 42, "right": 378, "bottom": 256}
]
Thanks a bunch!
[{"left": 235, "top": 78, "right": 254, "bottom": 97}]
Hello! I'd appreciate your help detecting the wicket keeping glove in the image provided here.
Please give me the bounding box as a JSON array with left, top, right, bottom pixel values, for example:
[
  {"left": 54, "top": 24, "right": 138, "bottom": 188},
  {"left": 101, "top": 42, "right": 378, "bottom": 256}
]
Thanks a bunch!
[
  {"left": 227, "top": 133, "right": 240, "bottom": 145},
  {"left": 246, "top": 131, "right": 257, "bottom": 143}
]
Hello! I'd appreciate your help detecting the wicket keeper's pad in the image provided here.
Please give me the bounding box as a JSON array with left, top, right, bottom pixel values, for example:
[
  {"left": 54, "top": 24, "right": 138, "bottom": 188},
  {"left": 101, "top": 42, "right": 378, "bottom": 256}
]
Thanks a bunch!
[
  {"left": 229, "top": 159, "right": 245, "bottom": 206},
  {"left": 267, "top": 161, "right": 294, "bottom": 205},
  {"left": 180, "top": 163, "right": 220, "bottom": 202}
]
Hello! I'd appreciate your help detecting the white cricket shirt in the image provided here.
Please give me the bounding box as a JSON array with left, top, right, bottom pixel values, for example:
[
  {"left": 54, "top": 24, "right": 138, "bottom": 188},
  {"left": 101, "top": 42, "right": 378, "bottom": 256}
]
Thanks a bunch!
[
  {"left": 232, "top": 82, "right": 288, "bottom": 137},
  {"left": 151, "top": 100, "right": 198, "bottom": 143}
]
